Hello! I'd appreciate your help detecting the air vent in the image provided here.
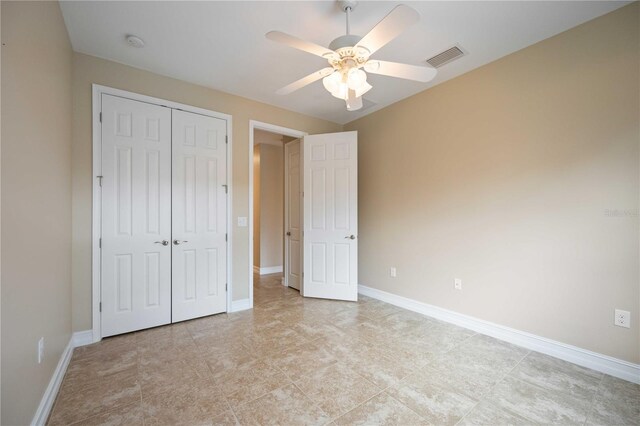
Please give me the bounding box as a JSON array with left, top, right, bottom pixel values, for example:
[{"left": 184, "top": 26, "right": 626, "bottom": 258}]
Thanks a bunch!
[{"left": 426, "top": 45, "right": 466, "bottom": 68}]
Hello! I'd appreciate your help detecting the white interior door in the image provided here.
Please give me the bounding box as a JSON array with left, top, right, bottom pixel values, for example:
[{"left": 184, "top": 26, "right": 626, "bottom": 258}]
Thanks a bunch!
[
  {"left": 101, "top": 94, "right": 172, "bottom": 337},
  {"left": 302, "top": 131, "right": 358, "bottom": 301},
  {"left": 172, "top": 109, "right": 228, "bottom": 322},
  {"left": 284, "top": 139, "right": 302, "bottom": 290}
]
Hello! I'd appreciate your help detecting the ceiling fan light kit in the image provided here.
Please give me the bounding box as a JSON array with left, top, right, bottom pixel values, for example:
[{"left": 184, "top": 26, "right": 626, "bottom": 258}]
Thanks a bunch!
[{"left": 266, "top": 1, "right": 437, "bottom": 112}]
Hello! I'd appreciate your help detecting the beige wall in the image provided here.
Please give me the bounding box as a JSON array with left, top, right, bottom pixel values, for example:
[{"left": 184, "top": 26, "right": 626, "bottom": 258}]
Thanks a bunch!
[
  {"left": 258, "top": 143, "right": 284, "bottom": 268},
  {"left": 71, "top": 53, "right": 342, "bottom": 331},
  {"left": 1, "top": 2, "right": 73, "bottom": 424},
  {"left": 253, "top": 144, "right": 261, "bottom": 268},
  {"left": 345, "top": 4, "right": 639, "bottom": 363}
]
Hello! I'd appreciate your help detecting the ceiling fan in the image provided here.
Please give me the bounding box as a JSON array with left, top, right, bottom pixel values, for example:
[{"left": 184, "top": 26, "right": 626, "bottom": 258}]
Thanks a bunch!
[{"left": 266, "top": 1, "right": 437, "bottom": 111}]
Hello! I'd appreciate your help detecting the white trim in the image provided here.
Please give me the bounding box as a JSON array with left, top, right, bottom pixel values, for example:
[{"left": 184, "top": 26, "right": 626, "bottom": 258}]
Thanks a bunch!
[
  {"left": 230, "top": 298, "right": 252, "bottom": 312},
  {"left": 72, "top": 330, "right": 93, "bottom": 347},
  {"left": 92, "top": 84, "right": 233, "bottom": 342},
  {"left": 359, "top": 285, "right": 640, "bottom": 384},
  {"left": 258, "top": 265, "right": 283, "bottom": 275},
  {"left": 91, "top": 85, "right": 101, "bottom": 343},
  {"left": 253, "top": 265, "right": 260, "bottom": 274},
  {"left": 30, "top": 338, "right": 73, "bottom": 426},
  {"left": 225, "top": 110, "right": 234, "bottom": 319},
  {"left": 248, "top": 121, "right": 307, "bottom": 310}
]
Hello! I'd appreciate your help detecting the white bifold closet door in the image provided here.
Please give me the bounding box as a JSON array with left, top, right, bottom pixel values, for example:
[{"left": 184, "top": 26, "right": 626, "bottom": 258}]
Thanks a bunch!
[
  {"left": 171, "top": 110, "right": 228, "bottom": 322},
  {"left": 101, "top": 94, "right": 172, "bottom": 337},
  {"left": 101, "top": 94, "right": 227, "bottom": 337}
]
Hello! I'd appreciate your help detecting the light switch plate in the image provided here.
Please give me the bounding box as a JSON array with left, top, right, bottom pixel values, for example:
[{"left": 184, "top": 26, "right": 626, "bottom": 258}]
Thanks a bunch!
[{"left": 237, "top": 217, "right": 248, "bottom": 227}]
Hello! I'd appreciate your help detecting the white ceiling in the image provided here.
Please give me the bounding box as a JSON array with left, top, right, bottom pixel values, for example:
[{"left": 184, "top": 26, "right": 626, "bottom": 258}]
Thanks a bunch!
[{"left": 60, "top": 1, "right": 629, "bottom": 125}]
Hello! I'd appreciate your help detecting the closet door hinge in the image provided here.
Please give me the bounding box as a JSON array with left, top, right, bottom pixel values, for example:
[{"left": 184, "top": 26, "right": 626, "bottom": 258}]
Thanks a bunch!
[
  {"left": 97, "top": 176, "right": 103, "bottom": 187},
  {"left": 225, "top": 135, "right": 228, "bottom": 144},
  {"left": 225, "top": 233, "right": 228, "bottom": 242},
  {"left": 226, "top": 283, "right": 228, "bottom": 291},
  {"left": 99, "top": 112, "right": 102, "bottom": 123},
  {"left": 99, "top": 238, "right": 102, "bottom": 249},
  {"left": 222, "top": 184, "right": 228, "bottom": 194},
  {"left": 99, "top": 302, "right": 102, "bottom": 312}
]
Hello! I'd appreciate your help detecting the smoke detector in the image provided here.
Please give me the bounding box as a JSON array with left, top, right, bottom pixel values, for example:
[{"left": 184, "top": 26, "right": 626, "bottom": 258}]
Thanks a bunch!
[{"left": 125, "top": 35, "right": 145, "bottom": 48}]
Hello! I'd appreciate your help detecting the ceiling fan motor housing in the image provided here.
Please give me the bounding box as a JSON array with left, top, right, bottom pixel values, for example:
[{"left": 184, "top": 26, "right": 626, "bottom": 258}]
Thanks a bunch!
[
  {"left": 328, "top": 34, "right": 370, "bottom": 69},
  {"left": 329, "top": 34, "right": 362, "bottom": 51}
]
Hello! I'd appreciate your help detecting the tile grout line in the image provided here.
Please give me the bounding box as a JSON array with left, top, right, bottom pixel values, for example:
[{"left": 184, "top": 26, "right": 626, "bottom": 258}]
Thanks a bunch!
[
  {"left": 329, "top": 388, "right": 389, "bottom": 424},
  {"left": 581, "top": 373, "right": 605, "bottom": 426},
  {"left": 383, "top": 388, "right": 436, "bottom": 423},
  {"left": 454, "top": 348, "right": 532, "bottom": 426},
  {"left": 290, "top": 381, "right": 335, "bottom": 424}
]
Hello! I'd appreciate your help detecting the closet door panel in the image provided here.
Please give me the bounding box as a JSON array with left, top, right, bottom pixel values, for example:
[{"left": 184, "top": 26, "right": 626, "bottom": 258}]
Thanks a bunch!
[
  {"left": 172, "top": 110, "right": 228, "bottom": 322},
  {"left": 101, "top": 94, "right": 172, "bottom": 336}
]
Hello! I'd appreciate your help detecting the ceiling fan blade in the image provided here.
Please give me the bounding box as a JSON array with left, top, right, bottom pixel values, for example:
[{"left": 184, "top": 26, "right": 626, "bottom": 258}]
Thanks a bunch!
[
  {"left": 355, "top": 5, "right": 419, "bottom": 56},
  {"left": 365, "top": 60, "right": 437, "bottom": 82},
  {"left": 266, "top": 31, "right": 336, "bottom": 59},
  {"left": 276, "top": 67, "right": 334, "bottom": 95}
]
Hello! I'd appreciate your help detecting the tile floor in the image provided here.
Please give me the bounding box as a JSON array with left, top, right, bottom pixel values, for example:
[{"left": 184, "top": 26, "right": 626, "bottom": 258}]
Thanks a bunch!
[{"left": 48, "top": 273, "right": 639, "bottom": 425}]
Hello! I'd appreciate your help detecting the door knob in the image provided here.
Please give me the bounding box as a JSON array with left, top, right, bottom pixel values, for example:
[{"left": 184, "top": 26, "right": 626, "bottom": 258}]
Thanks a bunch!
[
  {"left": 154, "top": 240, "right": 169, "bottom": 246},
  {"left": 286, "top": 232, "right": 291, "bottom": 236},
  {"left": 345, "top": 235, "right": 356, "bottom": 240},
  {"left": 173, "top": 239, "right": 189, "bottom": 245}
]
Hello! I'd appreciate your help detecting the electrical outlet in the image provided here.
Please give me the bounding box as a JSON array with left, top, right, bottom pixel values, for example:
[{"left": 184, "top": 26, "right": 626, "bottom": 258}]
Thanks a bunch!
[
  {"left": 614, "top": 309, "right": 630, "bottom": 328},
  {"left": 37, "top": 337, "right": 44, "bottom": 364},
  {"left": 454, "top": 278, "right": 462, "bottom": 290},
  {"left": 390, "top": 267, "right": 397, "bottom": 278},
  {"left": 237, "top": 216, "right": 248, "bottom": 227}
]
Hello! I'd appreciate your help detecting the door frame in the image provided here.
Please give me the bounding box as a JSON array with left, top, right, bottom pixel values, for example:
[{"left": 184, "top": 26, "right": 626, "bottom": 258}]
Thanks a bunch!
[
  {"left": 248, "top": 121, "right": 306, "bottom": 307},
  {"left": 91, "top": 84, "right": 233, "bottom": 343}
]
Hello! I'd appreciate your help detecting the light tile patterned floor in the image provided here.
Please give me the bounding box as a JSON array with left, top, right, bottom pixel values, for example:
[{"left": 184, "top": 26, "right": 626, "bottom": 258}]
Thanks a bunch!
[{"left": 48, "top": 274, "right": 639, "bottom": 425}]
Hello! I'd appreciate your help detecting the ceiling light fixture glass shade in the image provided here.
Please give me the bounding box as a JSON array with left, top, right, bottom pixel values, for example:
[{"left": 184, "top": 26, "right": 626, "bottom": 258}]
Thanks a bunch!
[
  {"left": 347, "top": 68, "right": 366, "bottom": 90},
  {"left": 322, "top": 69, "right": 371, "bottom": 109}
]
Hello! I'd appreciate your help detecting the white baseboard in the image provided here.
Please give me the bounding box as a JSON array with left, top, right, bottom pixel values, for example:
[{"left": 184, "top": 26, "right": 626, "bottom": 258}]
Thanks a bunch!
[
  {"left": 230, "top": 298, "right": 252, "bottom": 312},
  {"left": 258, "top": 265, "right": 283, "bottom": 275},
  {"left": 31, "top": 330, "right": 95, "bottom": 425},
  {"left": 72, "top": 330, "right": 94, "bottom": 347},
  {"left": 31, "top": 338, "right": 74, "bottom": 425},
  {"left": 359, "top": 285, "right": 640, "bottom": 384}
]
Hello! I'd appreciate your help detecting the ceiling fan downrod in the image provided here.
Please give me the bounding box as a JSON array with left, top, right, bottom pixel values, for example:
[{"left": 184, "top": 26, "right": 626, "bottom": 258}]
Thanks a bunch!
[
  {"left": 340, "top": 0, "right": 358, "bottom": 36},
  {"left": 345, "top": 4, "right": 351, "bottom": 35}
]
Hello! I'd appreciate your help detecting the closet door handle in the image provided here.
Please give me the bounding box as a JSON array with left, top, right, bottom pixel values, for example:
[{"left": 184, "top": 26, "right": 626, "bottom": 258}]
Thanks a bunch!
[
  {"left": 173, "top": 239, "right": 189, "bottom": 245},
  {"left": 286, "top": 232, "right": 291, "bottom": 236},
  {"left": 154, "top": 240, "right": 169, "bottom": 246}
]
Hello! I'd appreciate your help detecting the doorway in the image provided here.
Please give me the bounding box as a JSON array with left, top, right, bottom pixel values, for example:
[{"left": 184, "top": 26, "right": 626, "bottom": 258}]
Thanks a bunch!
[
  {"left": 249, "top": 122, "right": 360, "bottom": 307},
  {"left": 249, "top": 121, "right": 306, "bottom": 306}
]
